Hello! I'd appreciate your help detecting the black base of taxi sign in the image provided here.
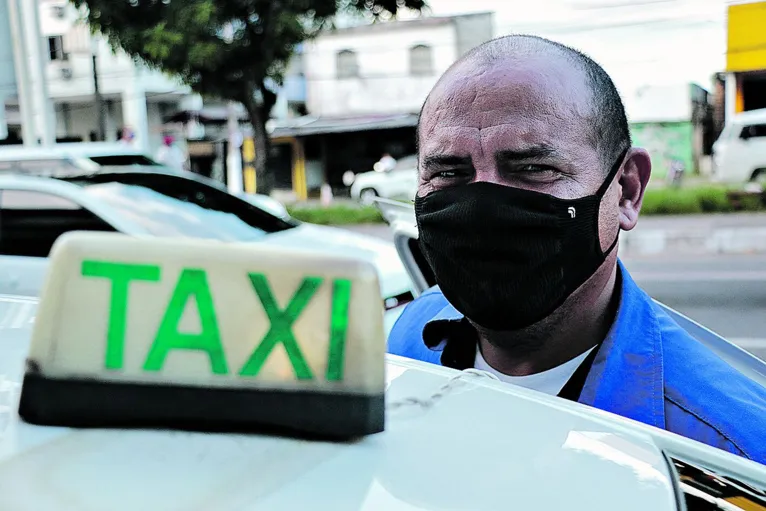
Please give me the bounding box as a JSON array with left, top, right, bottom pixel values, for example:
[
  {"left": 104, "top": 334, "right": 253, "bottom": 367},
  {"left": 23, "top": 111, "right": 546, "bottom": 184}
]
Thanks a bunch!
[{"left": 19, "top": 372, "right": 385, "bottom": 439}]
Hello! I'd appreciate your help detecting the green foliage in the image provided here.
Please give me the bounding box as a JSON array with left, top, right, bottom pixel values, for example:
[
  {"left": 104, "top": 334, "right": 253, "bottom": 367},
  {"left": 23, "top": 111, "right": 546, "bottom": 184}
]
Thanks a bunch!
[
  {"left": 286, "top": 188, "right": 766, "bottom": 226},
  {"left": 640, "top": 187, "right": 763, "bottom": 215},
  {"left": 287, "top": 204, "right": 384, "bottom": 225}
]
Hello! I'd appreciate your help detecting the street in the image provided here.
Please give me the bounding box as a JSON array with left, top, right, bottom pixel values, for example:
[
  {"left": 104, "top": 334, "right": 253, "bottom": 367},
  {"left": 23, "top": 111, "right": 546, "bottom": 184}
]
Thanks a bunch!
[
  {"left": 343, "top": 225, "right": 766, "bottom": 361},
  {"left": 625, "top": 254, "right": 766, "bottom": 361}
]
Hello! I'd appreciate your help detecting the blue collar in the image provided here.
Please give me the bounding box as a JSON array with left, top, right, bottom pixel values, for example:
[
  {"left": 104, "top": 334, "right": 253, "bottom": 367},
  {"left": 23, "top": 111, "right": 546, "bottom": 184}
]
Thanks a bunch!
[{"left": 422, "top": 260, "right": 666, "bottom": 429}]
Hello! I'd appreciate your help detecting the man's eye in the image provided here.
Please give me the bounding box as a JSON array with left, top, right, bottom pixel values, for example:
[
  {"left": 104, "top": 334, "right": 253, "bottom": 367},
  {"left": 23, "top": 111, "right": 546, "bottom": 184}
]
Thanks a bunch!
[
  {"left": 516, "top": 165, "right": 558, "bottom": 179},
  {"left": 518, "top": 165, "right": 549, "bottom": 173},
  {"left": 434, "top": 170, "right": 459, "bottom": 179}
]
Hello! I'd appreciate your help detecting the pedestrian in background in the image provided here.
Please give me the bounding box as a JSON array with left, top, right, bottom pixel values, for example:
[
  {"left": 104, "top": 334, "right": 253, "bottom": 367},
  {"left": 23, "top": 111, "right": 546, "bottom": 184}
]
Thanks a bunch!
[
  {"left": 155, "top": 135, "right": 187, "bottom": 172},
  {"left": 118, "top": 126, "right": 135, "bottom": 146}
]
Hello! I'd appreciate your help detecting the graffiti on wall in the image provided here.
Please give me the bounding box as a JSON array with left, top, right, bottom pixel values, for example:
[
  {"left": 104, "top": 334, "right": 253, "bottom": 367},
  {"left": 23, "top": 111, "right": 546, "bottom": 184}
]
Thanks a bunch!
[{"left": 631, "top": 122, "right": 694, "bottom": 180}]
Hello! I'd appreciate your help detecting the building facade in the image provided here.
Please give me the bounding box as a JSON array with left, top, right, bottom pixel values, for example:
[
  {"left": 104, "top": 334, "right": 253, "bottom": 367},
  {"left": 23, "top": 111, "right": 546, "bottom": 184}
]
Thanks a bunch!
[
  {"left": 36, "top": 0, "right": 192, "bottom": 154},
  {"left": 1, "top": 0, "right": 305, "bottom": 167},
  {"left": 268, "top": 12, "right": 493, "bottom": 200},
  {"left": 724, "top": 1, "right": 766, "bottom": 124},
  {"left": 304, "top": 12, "right": 493, "bottom": 117},
  {"left": 624, "top": 83, "right": 713, "bottom": 180}
]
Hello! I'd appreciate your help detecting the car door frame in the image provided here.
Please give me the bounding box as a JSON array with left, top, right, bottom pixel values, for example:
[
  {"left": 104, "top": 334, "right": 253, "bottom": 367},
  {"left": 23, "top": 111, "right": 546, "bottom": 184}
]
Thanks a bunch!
[{"left": 0, "top": 178, "right": 142, "bottom": 297}]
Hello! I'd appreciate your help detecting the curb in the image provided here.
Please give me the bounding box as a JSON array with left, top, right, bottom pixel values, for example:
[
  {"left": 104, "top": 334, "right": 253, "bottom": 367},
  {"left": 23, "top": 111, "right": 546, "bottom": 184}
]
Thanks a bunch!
[{"left": 621, "top": 227, "right": 766, "bottom": 256}]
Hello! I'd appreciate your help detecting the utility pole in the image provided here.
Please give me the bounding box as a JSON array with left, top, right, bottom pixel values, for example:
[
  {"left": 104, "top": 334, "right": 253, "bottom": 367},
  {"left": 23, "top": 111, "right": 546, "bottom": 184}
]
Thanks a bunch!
[
  {"left": 8, "top": 0, "right": 37, "bottom": 146},
  {"left": 91, "top": 46, "right": 107, "bottom": 141},
  {"left": 226, "top": 101, "right": 244, "bottom": 194},
  {"left": 7, "top": 0, "right": 55, "bottom": 146}
]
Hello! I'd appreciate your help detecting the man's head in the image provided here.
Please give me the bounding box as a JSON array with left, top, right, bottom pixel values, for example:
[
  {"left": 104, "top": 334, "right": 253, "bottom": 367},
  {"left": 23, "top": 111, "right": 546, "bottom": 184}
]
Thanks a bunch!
[{"left": 415, "top": 35, "right": 651, "bottom": 335}]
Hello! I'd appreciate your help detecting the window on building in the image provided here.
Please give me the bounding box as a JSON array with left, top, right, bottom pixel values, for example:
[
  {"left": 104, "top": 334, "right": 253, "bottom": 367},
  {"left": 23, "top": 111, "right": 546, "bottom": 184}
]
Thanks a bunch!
[
  {"left": 47, "top": 35, "right": 67, "bottom": 61},
  {"left": 336, "top": 49, "right": 359, "bottom": 79},
  {"left": 741, "top": 124, "right": 766, "bottom": 140},
  {"left": 409, "top": 45, "right": 433, "bottom": 76}
]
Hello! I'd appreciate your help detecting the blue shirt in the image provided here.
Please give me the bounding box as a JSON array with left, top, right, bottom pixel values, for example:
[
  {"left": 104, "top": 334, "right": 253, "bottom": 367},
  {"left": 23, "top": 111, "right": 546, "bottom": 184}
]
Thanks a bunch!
[{"left": 388, "top": 261, "right": 766, "bottom": 465}]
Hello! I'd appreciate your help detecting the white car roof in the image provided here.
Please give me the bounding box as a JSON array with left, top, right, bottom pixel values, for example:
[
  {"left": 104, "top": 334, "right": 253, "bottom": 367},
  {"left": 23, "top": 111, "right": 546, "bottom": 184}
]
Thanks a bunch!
[
  {"left": 1, "top": 292, "right": 765, "bottom": 510},
  {"left": 0, "top": 142, "right": 149, "bottom": 161},
  {"left": 731, "top": 108, "right": 766, "bottom": 125}
]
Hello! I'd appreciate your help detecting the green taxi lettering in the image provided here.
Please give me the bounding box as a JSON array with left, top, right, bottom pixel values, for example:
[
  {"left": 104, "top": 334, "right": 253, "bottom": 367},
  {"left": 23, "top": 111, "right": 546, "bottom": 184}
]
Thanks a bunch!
[
  {"left": 144, "top": 269, "right": 229, "bottom": 375},
  {"left": 81, "top": 260, "right": 352, "bottom": 380},
  {"left": 326, "top": 278, "right": 351, "bottom": 381},
  {"left": 81, "top": 261, "right": 161, "bottom": 370},
  {"left": 239, "top": 273, "right": 320, "bottom": 379}
]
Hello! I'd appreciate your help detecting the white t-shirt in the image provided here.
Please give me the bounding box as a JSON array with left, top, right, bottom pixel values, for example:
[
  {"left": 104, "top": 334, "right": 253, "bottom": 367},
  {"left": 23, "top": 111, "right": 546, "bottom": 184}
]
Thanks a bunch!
[{"left": 474, "top": 346, "right": 596, "bottom": 396}]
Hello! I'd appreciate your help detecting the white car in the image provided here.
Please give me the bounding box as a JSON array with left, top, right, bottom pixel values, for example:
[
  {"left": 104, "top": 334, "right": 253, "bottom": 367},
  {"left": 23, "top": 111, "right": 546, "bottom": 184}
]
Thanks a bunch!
[
  {"left": 0, "top": 169, "right": 414, "bottom": 331},
  {"left": 0, "top": 231, "right": 765, "bottom": 510},
  {"left": 349, "top": 155, "right": 418, "bottom": 205},
  {"left": 0, "top": 142, "right": 162, "bottom": 176},
  {"left": 712, "top": 108, "right": 766, "bottom": 186}
]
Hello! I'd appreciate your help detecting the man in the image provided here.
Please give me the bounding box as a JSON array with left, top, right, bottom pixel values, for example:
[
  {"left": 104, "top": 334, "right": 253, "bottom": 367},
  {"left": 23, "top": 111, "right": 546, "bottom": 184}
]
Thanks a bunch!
[
  {"left": 388, "top": 35, "right": 766, "bottom": 465},
  {"left": 155, "top": 135, "right": 187, "bottom": 172},
  {"left": 118, "top": 126, "right": 135, "bottom": 146}
]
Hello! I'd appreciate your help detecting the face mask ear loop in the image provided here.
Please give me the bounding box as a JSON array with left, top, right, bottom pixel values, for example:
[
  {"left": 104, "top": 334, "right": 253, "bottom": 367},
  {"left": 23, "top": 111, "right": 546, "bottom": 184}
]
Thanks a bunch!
[
  {"left": 596, "top": 148, "right": 630, "bottom": 256},
  {"left": 596, "top": 148, "right": 630, "bottom": 198}
]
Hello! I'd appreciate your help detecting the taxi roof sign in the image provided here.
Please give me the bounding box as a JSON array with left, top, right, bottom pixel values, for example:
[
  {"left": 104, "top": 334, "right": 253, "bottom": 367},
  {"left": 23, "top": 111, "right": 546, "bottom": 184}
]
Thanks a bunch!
[{"left": 18, "top": 232, "right": 385, "bottom": 438}]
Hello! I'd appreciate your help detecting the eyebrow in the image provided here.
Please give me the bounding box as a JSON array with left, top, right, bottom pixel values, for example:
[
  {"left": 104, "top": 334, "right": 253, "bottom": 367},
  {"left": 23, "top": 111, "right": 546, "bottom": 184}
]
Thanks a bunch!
[
  {"left": 494, "top": 146, "right": 560, "bottom": 164},
  {"left": 421, "top": 155, "right": 473, "bottom": 168}
]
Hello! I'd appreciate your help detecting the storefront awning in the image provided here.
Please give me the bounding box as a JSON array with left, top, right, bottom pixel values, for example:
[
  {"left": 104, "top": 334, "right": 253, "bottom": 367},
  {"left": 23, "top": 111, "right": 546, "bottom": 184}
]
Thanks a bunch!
[{"left": 268, "top": 113, "right": 419, "bottom": 138}]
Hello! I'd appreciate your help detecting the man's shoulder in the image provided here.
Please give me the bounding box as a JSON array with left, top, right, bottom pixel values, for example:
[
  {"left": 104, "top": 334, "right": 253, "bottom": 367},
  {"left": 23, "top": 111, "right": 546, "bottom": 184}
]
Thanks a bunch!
[
  {"left": 387, "top": 287, "right": 449, "bottom": 362},
  {"left": 653, "top": 303, "right": 766, "bottom": 462}
]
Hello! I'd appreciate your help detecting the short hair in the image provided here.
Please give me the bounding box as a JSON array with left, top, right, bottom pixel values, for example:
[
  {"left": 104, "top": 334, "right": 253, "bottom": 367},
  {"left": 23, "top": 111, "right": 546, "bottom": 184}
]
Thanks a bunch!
[{"left": 417, "top": 35, "right": 631, "bottom": 173}]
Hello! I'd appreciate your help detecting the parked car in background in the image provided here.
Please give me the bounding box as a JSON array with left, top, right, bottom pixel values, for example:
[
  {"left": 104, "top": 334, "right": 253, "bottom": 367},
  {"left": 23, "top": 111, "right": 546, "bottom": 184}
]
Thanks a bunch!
[
  {"left": 0, "top": 169, "right": 414, "bottom": 333},
  {"left": 349, "top": 154, "right": 418, "bottom": 205},
  {"left": 0, "top": 142, "right": 162, "bottom": 176},
  {"left": 712, "top": 108, "right": 766, "bottom": 186},
  {"left": 0, "top": 142, "right": 291, "bottom": 220}
]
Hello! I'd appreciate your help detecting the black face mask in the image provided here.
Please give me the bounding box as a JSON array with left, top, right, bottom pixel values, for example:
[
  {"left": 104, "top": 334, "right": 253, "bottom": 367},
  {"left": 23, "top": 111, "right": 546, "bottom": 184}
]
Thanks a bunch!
[{"left": 415, "top": 151, "right": 627, "bottom": 331}]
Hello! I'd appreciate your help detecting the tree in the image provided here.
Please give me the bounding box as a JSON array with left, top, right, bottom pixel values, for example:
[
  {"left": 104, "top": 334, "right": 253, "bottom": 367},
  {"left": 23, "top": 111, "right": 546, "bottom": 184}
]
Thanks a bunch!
[{"left": 71, "top": 0, "right": 427, "bottom": 194}]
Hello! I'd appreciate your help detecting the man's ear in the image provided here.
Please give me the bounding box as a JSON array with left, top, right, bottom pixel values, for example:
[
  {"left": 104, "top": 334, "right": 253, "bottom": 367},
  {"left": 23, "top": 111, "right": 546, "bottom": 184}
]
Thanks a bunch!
[{"left": 619, "top": 148, "right": 652, "bottom": 232}]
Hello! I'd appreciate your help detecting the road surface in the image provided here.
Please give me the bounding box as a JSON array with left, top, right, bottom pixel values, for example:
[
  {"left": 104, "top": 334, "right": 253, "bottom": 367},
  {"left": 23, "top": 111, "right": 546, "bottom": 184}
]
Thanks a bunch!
[
  {"left": 624, "top": 254, "right": 766, "bottom": 361},
  {"left": 342, "top": 225, "right": 766, "bottom": 361}
]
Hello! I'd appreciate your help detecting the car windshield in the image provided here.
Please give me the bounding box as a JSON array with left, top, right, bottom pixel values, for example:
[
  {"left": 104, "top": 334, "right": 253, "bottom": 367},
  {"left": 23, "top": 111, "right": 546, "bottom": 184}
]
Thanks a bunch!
[{"left": 82, "top": 182, "right": 268, "bottom": 242}]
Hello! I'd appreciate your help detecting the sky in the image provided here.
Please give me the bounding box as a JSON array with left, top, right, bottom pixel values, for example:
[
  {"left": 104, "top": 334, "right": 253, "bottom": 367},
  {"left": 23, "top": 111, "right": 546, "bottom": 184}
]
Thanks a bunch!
[{"left": 403, "top": 0, "right": 736, "bottom": 98}]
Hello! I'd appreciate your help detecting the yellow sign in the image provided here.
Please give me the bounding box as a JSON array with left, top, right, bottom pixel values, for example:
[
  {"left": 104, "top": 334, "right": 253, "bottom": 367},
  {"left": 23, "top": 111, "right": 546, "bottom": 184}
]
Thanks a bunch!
[
  {"left": 242, "top": 137, "right": 255, "bottom": 162},
  {"left": 727, "top": 1, "right": 766, "bottom": 73}
]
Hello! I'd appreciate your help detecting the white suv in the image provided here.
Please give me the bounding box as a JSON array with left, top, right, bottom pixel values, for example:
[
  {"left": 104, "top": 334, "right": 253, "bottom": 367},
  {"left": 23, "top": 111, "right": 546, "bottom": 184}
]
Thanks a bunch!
[
  {"left": 349, "top": 155, "right": 418, "bottom": 205},
  {"left": 712, "top": 108, "right": 766, "bottom": 186}
]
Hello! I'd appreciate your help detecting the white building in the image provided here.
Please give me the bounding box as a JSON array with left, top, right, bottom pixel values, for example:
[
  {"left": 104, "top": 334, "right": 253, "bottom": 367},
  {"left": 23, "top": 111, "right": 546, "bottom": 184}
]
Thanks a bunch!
[
  {"left": 36, "top": 0, "right": 192, "bottom": 154},
  {"left": 303, "top": 12, "right": 493, "bottom": 117}
]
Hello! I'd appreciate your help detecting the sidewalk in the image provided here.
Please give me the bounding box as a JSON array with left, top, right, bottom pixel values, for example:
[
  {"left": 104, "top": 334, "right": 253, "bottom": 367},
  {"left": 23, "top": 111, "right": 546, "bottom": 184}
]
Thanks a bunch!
[
  {"left": 622, "top": 213, "right": 766, "bottom": 256},
  {"left": 340, "top": 213, "right": 766, "bottom": 257}
]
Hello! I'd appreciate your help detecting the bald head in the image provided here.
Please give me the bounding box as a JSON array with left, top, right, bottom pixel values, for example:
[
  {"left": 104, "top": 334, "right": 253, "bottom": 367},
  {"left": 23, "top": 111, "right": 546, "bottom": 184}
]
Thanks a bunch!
[{"left": 418, "top": 35, "right": 631, "bottom": 173}]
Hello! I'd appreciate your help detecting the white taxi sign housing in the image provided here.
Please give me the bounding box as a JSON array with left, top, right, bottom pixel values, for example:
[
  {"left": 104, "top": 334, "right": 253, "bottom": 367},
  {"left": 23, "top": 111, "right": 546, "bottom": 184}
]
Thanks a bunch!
[{"left": 18, "top": 232, "right": 386, "bottom": 438}]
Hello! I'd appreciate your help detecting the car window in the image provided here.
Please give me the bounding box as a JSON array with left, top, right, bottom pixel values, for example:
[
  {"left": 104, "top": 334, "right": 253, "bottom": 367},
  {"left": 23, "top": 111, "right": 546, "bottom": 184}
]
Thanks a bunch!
[
  {"left": 740, "top": 124, "right": 766, "bottom": 139},
  {"left": 0, "top": 189, "right": 116, "bottom": 258},
  {"left": 82, "top": 182, "right": 269, "bottom": 242},
  {"left": 66, "top": 172, "right": 297, "bottom": 233}
]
